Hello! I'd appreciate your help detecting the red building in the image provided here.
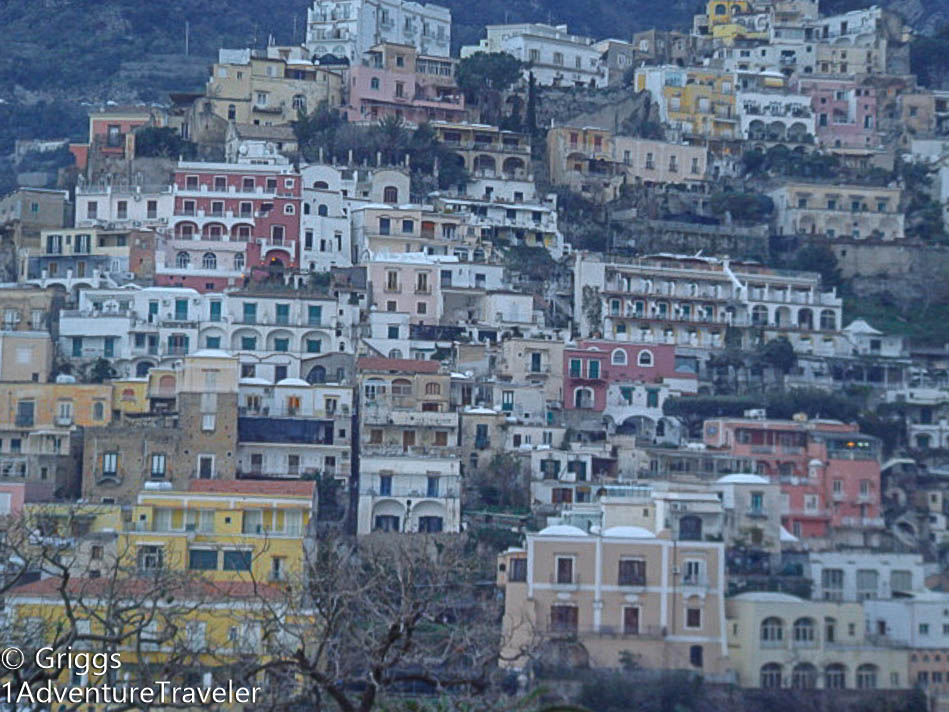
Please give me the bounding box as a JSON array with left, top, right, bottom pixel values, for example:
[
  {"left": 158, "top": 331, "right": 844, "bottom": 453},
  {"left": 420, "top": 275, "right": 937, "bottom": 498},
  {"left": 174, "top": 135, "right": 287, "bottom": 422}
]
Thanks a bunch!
[
  {"left": 159, "top": 162, "right": 302, "bottom": 292},
  {"left": 703, "top": 416, "right": 882, "bottom": 538},
  {"left": 563, "top": 340, "right": 696, "bottom": 411}
]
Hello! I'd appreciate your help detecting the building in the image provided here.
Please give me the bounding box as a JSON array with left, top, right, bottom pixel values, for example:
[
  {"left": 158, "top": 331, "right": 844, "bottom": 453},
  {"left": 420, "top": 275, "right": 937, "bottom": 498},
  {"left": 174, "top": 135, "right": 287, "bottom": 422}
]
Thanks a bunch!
[
  {"left": 703, "top": 416, "right": 882, "bottom": 539},
  {"left": 74, "top": 182, "right": 174, "bottom": 232},
  {"left": 462, "top": 24, "right": 605, "bottom": 88},
  {"left": 636, "top": 66, "right": 739, "bottom": 139},
  {"left": 0, "top": 286, "right": 61, "bottom": 337},
  {"left": 430, "top": 122, "right": 532, "bottom": 182},
  {"left": 224, "top": 123, "right": 299, "bottom": 165},
  {"left": 205, "top": 48, "right": 343, "bottom": 127},
  {"left": 346, "top": 42, "right": 464, "bottom": 124},
  {"left": 68, "top": 106, "right": 165, "bottom": 178},
  {"left": 593, "top": 39, "right": 638, "bottom": 86},
  {"left": 769, "top": 182, "right": 904, "bottom": 240},
  {"left": 726, "top": 592, "right": 908, "bottom": 690},
  {"left": 81, "top": 352, "right": 239, "bottom": 504},
  {"left": 163, "top": 162, "right": 302, "bottom": 291},
  {"left": 736, "top": 90, "right": 816, "bottom": 145},
  {"left": 356, "top": 357, "right": 460, "bottom": 534},
  {"left": 574, "top": 252, "right": 844, "bottom": 355},
  {"left": 21, "top": 227, "right": 133, "bottom": 293},
  {"left": 563, "top": 339, "right": 697, "bottom": 441},
  {"left": 796, "top": 77, "right": 879, "bottom": 149},
  {"left": 498, "top": 524, "right": 729, "bottom": 674},
  {"left": 305, "top": 0, "right": 451, "bottom": 62},
  {"left": 0, "top": 188, "right": 72, "bottom": 257},
  {"left": 0, "top": 332, "right": 52, "bottom": 383},
  {"left": 0, "top": 380, "right": 112, "bottom": 499},
  {"left": 808, "top": 551, "right": 925, "bottom": 601}
]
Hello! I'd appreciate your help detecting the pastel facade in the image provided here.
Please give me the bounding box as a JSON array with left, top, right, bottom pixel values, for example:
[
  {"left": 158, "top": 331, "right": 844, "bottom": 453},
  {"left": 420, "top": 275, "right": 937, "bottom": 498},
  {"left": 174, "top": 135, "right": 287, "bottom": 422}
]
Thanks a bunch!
[
  {"left": 499, "top": 525, "right": 729, "bottom": 675},
  {"left": 703, "top": 417, "right": 882, "bottom": 538},
  {"left": 797, "top": 77, "right": 879, "bottom": 149},
  {"left": 726, "top": 592, "right": 908, "bottom": 690},
  {"left": 769, "top": 182, "right": 904, "bottom": 239}
]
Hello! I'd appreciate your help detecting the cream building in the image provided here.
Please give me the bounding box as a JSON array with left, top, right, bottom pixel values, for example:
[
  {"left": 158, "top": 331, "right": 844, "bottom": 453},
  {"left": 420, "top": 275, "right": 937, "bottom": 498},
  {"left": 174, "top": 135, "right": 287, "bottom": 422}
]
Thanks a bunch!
[
  {"left": 769, "top": 182, "right": 904, "bottom": 240},
  {"left": 726, "top": 592, "right": 908, "bottom": 690},
  {"left": 499, "top": 524, "right": 729, "bottom": 675}
]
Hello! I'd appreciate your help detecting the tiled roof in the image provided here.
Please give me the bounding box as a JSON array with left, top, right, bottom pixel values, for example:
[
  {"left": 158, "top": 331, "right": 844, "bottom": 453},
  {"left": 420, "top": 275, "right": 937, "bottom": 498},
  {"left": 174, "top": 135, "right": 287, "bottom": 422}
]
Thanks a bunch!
[
  {"left": 188, "top": 479, "right": 316, "bottom": 497},
  {"left": 357, "top": 357, "right": 440, "bottom": 374}
]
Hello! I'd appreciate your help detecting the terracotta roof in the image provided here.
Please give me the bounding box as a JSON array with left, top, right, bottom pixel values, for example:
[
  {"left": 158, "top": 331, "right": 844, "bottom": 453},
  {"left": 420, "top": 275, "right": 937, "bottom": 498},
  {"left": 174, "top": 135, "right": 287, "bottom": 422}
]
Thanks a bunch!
[
  {"left": 357, "top": 357, "right": 440, "bottom": 374},
  {"left": 188, "top": 479, "right": 316, "bottom": 497},
  {"left": 8, "top": 577, "right": 286, "bottom": 601}
]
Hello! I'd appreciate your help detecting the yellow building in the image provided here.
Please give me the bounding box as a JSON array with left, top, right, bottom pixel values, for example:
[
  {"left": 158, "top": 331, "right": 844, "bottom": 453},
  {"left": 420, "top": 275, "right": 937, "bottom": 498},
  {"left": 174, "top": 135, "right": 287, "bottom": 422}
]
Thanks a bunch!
[
  {"left": 125, "top": 479, "right": 315, "bottom": 584},
  {"left": 705, "top": 0, "right": 769, "bottom": 42},
  {"left": 665, "top": 69, "right": 739, "bottom": 138},
  {"left": 206, "top": 48, "right": 343, "bottom": 126},
  {"left": 726, "top": 592, "right": 909, "bottom": 690},
  {"left": 110, "top": 377, "right": 150, "bottom": 415}
]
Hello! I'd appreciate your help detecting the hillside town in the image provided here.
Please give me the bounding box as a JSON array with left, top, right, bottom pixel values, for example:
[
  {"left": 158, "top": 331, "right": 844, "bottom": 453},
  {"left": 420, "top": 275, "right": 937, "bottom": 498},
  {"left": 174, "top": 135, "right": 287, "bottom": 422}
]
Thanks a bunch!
[{"left": 1, "top": 0, "right": 949, "bottom": 710}]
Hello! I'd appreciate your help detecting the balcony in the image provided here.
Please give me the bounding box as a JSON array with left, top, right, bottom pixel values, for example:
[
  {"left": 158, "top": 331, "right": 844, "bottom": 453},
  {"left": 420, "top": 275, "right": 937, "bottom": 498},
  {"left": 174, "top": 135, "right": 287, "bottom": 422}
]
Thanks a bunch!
[
  {"left": 360, "top": 486, "right": 458, "bottom": 499},
  {"left": 746, "top": 507, "right": 768, "bottom": 518},
  {"left": 840, "top": 516, "right": 885, "bottom": 528},
  {"left": 585, "top": 624, "right": 666, "bottom": 639},
  {"left": 362, "top": 410, "right": 458, "bottom": 427}
]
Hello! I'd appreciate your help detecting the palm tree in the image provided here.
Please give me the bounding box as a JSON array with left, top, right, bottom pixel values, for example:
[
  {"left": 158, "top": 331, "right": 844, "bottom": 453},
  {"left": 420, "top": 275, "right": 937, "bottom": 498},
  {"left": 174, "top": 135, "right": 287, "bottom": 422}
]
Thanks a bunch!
[{"left": 373, "top": 114, "right": 408, "bottom": 166}]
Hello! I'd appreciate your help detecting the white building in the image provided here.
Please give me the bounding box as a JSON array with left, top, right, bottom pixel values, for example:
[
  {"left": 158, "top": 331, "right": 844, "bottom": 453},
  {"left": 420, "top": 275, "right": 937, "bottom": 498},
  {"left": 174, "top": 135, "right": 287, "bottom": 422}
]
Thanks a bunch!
[
  {"left": 864, "top": 592, "right": 949, "bottom": 647},
  {"left": 461, "top": 24, "right": 606, "bottom": 88},
  {"left": 737, "top": 90, "right": 815, "bottom": 144},
  {"left": 74, "top": 183, "right": 174, "bottom": 231},
  {"left": 305, "top": 0, "right": 451, "bottom": 62},
  {"left": 808, "top": 551, "right": 926, "bottom": 601},
  {"left": 224, "top": 123, "right": 297, "bottom": 165}
]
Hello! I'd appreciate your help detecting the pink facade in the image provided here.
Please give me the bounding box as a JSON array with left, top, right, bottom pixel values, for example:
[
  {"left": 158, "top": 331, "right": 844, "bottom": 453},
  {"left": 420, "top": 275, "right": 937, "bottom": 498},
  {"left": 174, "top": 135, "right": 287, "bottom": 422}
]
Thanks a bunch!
[
  {"left": 165, "top": 164, "right": 301, "bottom": 292},
  {"left": 796, "top": 78, "right": 878, "bottom": 149},
  {"left": 703, "top": 417, "right": 882, "bottom": 538},
  {"left": 564, "top": 341, "right": 690, "bottom": 411},
  {"left": 369, "top": 261, "right": 442, "bottom": 326}
]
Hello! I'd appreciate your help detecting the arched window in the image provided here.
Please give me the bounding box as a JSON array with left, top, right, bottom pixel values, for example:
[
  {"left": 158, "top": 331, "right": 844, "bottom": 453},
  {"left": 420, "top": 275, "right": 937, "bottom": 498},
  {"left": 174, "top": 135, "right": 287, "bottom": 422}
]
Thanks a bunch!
[
  {"left": 313, "top": 181, "right": 329, "bottom": 189},
  {"left": 760, "top": 663, "right": 782, "bottom": 689},
  {"left": 93, "top": 402, "right": 105, "bottom": 420},
  {"left": 176, "top": 252, "right": 190, "bottom": 269},
  {"left": 383, "top": 186, "right": 399, "bottom": 203},
  {"left": 234, "top": 253, "right": 245, "bottom": 270},
  {"left": 856, "top": 664, "right": 877, "bottom": 690},
  {"left": 760, "top": 617, "right": 784, "bottom": 646},
  {"left": 202, "top": 252, "right": 217, "bottom": 270},
  {"left": 611, "top": 349, "right": 627, "bottom": 366},
  {"left": 318, "top": 204, "right": 328, "bottom": 216},
  {"left": 825, "top": 664, "right": 846, "bottom": 689},
  {"left": 820, "top": 309, "right": 836, "bottom": 330},
  {"left": 791, "top": 664, "right": 817, "bottom": 689},
  {"left": 793, "top": 618, "right": 816, "bottom": 645},
  {"left": 284, "top": 204, "right": 295, "bottom": 215},
  {"left": 637, "top": 350, "right": 653, "bottom": 367},
  {"left": 121, "top": 388, "right": 135, "bottom": 401},
  {"left": 391, "top": 378, "right": 412, "bottom": 396},
  {"left": 425, "top": 382, "right": 441, "bottom": 395},
  {"left": 388, "top": 348, "right": 402, "bottom": 359},
  {"left": 714, "top": 3, "right": 727, "bottom": 13}
]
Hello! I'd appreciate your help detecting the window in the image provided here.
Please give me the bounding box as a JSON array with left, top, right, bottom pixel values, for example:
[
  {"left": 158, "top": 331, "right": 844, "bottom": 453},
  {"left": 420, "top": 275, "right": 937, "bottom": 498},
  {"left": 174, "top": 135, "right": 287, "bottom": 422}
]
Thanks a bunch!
[
  {"left": 550, "top": 605, "right": 578, "bottom": 633},
  {"left": 223, "top": 550, "right": 252, "bottom": 571},
  {"left": 425, "top": 382, "right": 441, "bottom": 395},
  {"left": 188, "top": 549, "right": 218, "bottom": 571},
  {"left": 690, "top": 645, "right": 703, "bottom": 667},
  {"left": 638, "top": 350, "right": 653, "bottom": 366},
  {"left": 138, "top": 546, "right": 163, "bottom": 572},
  {"left": 890, "top": 569, "right": 912, "bottom": 593},
  {"left": 416, "top": 302, "right": 427, "bottom": 315},
  {"left": 102, "top": 452, "right": 118, "bottom": 476},
  {"left": 150, "top": 454, "right": 166, "bottom": 478},
  {"left": 857, "top": 664, "right": 877, "bottom": 690},
  {"left": 509, "top": 558, "right": 527, "bottom": 582},
  {"left": 822, "top": 568, "right": 844, "bottom": 600},
  {"left": 379, "top": 474, "right": 392, "bottom": 496},
  {"left": 611, "top": 349, "right": 627, "bottom": 365},
  {"left": 825, "top": 664, "right": 846, "bottom": 689},
  {"left": 202, "top": 252, "right": 217, "bottom": 270},
  {"left": 87, "top": 201, "right": 98, "bottom": 219},
  {"left": 856, "top": 569, "right": 878, "bottom": 600},
  {"left": 569, "top": 359, "right": 582, "bottom": 377},
  {"left": 761, "top": 617, "right": 783, "bottom": 646},
  {"left": 686, "top": 608, "right": 702, "bottom": 629},
  {"left": 555, "top": 556, "right": 574, "bottom": 584},
  {"left": 792, "top": 618, "right": 815, "bottom": 645},
  {"left": 618, "top": 559, "right": 646, "bottom": 586},
  {"left": 274, "top": 338, "right": 289, "bottom": 352},
  {"left": 198, "top": 455, "right": 214, "bottom": 479},
  {"left": 383, "top": 186, "right": 399, "bottom": 203},
  {"left": 761, "top": 663, "right": 782, "bottom": 688},
  {"left": 426, "top": 476, "right": 439, "bottom": 497},
  {"left": 588, "top": 360, "right": 601, "bottom": 379},
  {"left": 306, "top": 339, "right": 322, "bottom": 353},
  {"left": 370, "top": 77, "right": 380, "bottom": 90}
]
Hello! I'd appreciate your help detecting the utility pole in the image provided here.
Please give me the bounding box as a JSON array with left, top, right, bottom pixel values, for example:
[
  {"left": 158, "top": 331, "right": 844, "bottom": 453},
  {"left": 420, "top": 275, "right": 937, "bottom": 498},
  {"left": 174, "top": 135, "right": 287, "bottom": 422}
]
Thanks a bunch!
[{"left": 185, "top": 21, "right": 190, "bottom": 56}]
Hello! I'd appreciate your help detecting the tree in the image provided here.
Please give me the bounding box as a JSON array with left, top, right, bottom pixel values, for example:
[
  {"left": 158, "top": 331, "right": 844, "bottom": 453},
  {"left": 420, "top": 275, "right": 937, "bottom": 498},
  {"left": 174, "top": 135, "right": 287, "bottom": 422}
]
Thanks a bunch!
[
  {"left": 241, "top": 532, "right": 507, "bottom": 712},
  {"left": 504, "top": 246, "right": 557, "bottom": 282},
  {"left": 293, "top": 102, "right": 347, "bottom": 163},
  {"left": 457, "top": 52, "right": 524, "bottom": 124},
  {"left": 756, "top": 336, "right": 797, "bottom": 389},
  {"left": 525, "top": 72, "right": 538, "bottom": 136},
  {"left": 134, "top": 127, "right": 196, "bottom": 159},
  {"left": 787, "top": 245, "right": 844, "bottom": 291},
  {"left": 88, "top": 358, "right": 115, "bottom": 384},
  {"left": 709, "top": 191, "right": 774, "bottom": 223},
  {"left": 372, "top": 114, "right": 409, "bottom": 166}
]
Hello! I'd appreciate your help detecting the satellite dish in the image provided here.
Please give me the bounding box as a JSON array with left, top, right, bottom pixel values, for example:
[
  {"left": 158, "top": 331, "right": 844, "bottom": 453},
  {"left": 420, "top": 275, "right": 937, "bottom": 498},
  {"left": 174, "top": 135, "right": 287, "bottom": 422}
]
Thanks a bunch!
[{"left": 239, "top": 144, "right": 249, "bottom": 155}]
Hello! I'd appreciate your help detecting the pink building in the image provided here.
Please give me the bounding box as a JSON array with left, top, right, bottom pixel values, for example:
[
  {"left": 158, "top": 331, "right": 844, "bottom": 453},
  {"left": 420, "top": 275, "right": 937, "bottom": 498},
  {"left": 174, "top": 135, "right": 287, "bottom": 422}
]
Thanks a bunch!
[
  {"left": 369, "top": 255, "right": 449, "bottom": 326},
  {"left": 346, "top": 43, "right": 465, "bottom": 124},
  {"left": 161, "top": 162, "right": 301, "bottom": 292},
  {"left": 564, "top": 340, "right": 697, "bottom": 411},
  {"left": 703, "top": 417, "right": 882, "bottom": 539},
  {"left": 796, "top": 77, "right": 878, "bottom": 149}
]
